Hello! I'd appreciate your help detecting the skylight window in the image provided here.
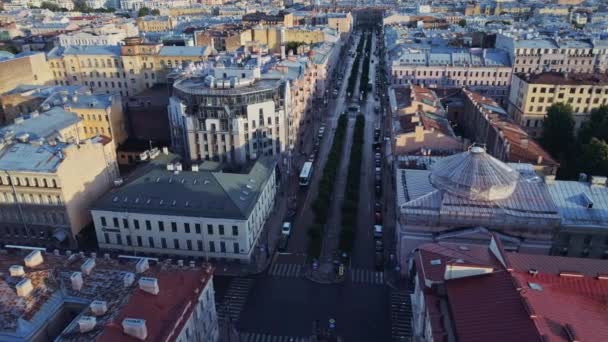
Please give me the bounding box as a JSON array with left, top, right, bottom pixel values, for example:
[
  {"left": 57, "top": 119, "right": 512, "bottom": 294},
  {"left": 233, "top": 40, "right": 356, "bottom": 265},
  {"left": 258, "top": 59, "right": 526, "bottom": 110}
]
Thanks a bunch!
[{"left": 430, "top": 259, "right": 441, "bottom": 265}]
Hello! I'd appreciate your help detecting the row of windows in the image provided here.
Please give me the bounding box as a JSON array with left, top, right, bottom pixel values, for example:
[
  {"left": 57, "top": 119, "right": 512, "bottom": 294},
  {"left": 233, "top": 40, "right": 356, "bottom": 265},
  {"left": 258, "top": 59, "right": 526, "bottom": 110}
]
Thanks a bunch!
[
  {"left": 393, "top": 78, "right": 509, "bottom": 87},
  {"left": 0, "top": 192, "right": 62, "bottom": 205},
  {"left": 395, "top": 69, "right": 509, "bottom": 78},
  {"left": 515, "top": 48, "right": 593, "bottom": 56},
  {"left": 0, "top": 177, "right": 58, "bottom": 188},
  {"left": 100, "top": 216, "right": 240, "bottom": 236},
  {"left": 103, "top": 232, "right": 241, "bottom": 254},
  {"left": 530, "top": 86, "right": 608, "bottom": 95}
]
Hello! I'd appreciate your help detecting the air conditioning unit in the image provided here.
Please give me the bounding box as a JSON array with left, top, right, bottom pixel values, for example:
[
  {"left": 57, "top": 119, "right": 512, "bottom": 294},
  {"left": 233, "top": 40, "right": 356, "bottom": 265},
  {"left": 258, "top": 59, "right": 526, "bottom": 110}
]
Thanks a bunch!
[
  {"left": 24, "top": 250, "right": 43, "bottom": 268},
  {"left": 9, "top": 265, "right": 25, "bottom": 277},
  {"left": 81, "top": 258, "right": 95, "bottom": 275},
  {"left": 71, "top": 272, "right": 83, "bottom": 291},
  {"left": 122, "top": 318, "right": 147, "bottom": 340},
  {"left": 16, "top": 278, "right": 33, "bottom": 297},
  {"left": 78, "top": 316, "right": 96, "bottom": 333},
  {"left": 90, "top": 300, "right": 108, "bottom": 316},
  {"left": 135, "top": 259, "right": 149, "bottom": 274},
  {"left": 138, "top": 277, "right": 159, "bottom": 295}
]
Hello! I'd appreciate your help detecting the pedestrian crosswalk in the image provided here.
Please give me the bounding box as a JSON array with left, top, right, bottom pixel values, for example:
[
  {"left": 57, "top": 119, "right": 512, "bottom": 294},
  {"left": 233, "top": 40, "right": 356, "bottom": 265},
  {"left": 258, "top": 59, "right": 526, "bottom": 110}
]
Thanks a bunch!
[
  {"left": 217, "top": 278, "right": 254, "bottom": 323},
  {"left": 390, "top": 291, "right": 412, "bottom": 341},
  {"left": 268, "top": 263, "right": 303, "bottom": 278},
  {"left": 350, "top": 268, "right": 385, "bottom": 285},
  {"left": 239, "top": 332, "right": 309, "bottom": 342}
]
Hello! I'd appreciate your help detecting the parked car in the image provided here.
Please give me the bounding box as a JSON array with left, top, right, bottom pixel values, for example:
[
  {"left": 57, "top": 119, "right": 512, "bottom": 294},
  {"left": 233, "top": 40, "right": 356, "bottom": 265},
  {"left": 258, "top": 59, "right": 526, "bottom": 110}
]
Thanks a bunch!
[
  {"left": 375, "top": 239, "right": 384, "bottom": 252},
  {"left": 375, "top": 201, "right": 382, "bottom": 212},
  {"left": 278, "top": 234, "right": 289, "bottom": 252},
  {"left": 308, "top": 154, "right": 315, "bottom": 162},
  {"left": 374, "top": 212, "right": 382, "bottom": 224},
  {"left": 373, "top": 225, "right": 383, "bottom": 239},
  {"left": 282, "top": 222, "right": 292, "bottom": 236},
  {"left": 375, "top": 185, "right": 382, "bottom": 196},
  {"left": 374, "top": 252, "right": 384, "bottom": 270},
  {"left": 375, "top": 159, "right": 381, "bottom": 167}
]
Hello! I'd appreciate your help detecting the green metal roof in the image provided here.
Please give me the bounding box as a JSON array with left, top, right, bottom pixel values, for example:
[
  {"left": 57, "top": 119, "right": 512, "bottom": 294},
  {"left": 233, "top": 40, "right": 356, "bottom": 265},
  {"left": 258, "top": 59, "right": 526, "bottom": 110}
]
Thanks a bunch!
[{"left": 93, "top": 157, "right": 276, "bottom": 220}]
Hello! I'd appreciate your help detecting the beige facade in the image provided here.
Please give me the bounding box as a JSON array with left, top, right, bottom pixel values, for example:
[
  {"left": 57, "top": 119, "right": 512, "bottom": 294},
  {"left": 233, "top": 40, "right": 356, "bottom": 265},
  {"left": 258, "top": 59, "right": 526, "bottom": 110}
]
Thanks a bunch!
[
  {"left": 0, "top": 53, "right": 54, "bottom": 95},
  {"left": 136, "top": 16, "right": 176, "bottom": 32},
  {"left": 47, "top": 38, "right": 212, "bottom": 97},
  {"left": 0, "top": 139, "right": 117, "bottom": 249},
  {"left": 507, "top": 72, "right": 608, "bottom": 137}
]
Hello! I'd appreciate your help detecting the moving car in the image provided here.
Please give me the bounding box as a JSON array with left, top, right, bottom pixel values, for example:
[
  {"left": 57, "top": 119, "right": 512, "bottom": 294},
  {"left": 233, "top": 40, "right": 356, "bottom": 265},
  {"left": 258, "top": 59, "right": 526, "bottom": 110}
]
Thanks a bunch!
[
  {"left": 282, "top": 222, "right": 292, "bottom": 236},
  {"left": 375, "top": 239, "right": 384, "bottom": 252}
]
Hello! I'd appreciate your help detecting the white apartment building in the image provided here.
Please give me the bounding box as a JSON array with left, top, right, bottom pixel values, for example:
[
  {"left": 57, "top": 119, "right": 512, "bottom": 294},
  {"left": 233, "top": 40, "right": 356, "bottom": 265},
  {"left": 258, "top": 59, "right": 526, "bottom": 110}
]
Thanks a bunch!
[
  {"left": 169, "top": 63, "right": 289, "bottom": 164},
  {"left": 91, "top": 154, "right": 277, "bottom": 262}
]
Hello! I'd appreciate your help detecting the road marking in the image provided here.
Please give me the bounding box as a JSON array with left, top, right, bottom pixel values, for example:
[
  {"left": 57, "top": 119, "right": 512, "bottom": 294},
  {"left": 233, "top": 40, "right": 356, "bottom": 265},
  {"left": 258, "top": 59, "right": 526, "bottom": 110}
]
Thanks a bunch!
[
  {"left": 240, "top": 332, "right": 308, "bottom": 342},
  {"left": 350, "top": 268, "right": 385, "bottom": 285}
]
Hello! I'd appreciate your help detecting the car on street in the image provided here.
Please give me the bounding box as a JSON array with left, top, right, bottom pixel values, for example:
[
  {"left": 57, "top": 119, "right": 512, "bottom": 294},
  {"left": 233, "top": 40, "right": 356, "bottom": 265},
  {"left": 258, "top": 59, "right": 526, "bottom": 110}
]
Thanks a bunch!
[
  {"left": 277, "top": 234, "right": 289, "bottom": 252},
  {"left": 375, "top": 184, "right": 382, "bottom": 196},
  {"left": 308, "top": 154, "right": 315, "bottom": 162},
  {"left": 282, "top": 222, "right": 292, "bottom": 236},
  {"left": 373, "top": 225, "right": 383, "bottom": 239},
  {"left": 375, "top": 158, "right": 381, "bottom": 167},
  {"left": 375, "top": 239, "right": 384, "bottom": 252},
  {"left": 375, "top": 201, "right": 382, "bottom": 212},
  {"left": 374, "top": 211, "right": 382, "bottom": 224},
  {"left": 374, "top": 252, "right": 384, "bottom": 270}
]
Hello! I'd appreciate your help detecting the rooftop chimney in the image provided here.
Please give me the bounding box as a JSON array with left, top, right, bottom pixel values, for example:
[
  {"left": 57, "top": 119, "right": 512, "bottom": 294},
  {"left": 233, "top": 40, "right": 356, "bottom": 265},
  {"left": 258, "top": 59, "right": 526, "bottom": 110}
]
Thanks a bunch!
[
  {"left": 123, "top": 272, "right": 135, "bottom": 287},
  {"left": 90, "top": 300, "right": 108, "bottom": 316},
  {"left": 166, "top": 163, "right": 175, "bottom": 171},
  {"left": 81, "top": 258, "right": 95, "bottom": 275},
  {"left": 78, "top": 316, "right": 96, "bottom": 333},
  {"left": 24, "top": 250, "right": 43, "bottom": 268},
  {"left": 122, "top": 318, "right": 148, "bottom": 340},
  {"left": 16, "top": 278, "right": 33, "bottom": 297},
  {"left": 9, "top": 265, "right": 25, "bottom": 277},
  {"left": 135, "top": 258, "right": 149, "bottom": 273},
  {"left": 175, "top": 162, "right": 183, "bottom": 171},
  {"left": 71, "top": 272, "right": 83, "bottom": 291},
  {"left": 138, "top": 277, "right": 159, "bottom": 295},
  {"left": 191, "top": 164, "right": 199, "bottom": 172}
]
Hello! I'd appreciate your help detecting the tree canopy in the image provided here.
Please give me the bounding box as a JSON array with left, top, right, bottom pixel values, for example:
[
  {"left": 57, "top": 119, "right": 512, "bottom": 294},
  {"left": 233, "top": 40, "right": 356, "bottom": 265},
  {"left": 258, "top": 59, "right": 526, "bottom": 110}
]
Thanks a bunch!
[
  {"left": 580, "top": 138, "right": 608, "bottom": 176},
  {"left": 540, "top": 103, "right": 575, "bottom": 159}
]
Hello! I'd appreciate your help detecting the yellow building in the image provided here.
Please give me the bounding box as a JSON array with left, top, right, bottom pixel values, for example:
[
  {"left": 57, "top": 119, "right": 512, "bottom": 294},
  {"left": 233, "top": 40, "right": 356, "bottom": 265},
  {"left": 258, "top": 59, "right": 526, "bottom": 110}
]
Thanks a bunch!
[
  {"left": 47, "top": 38, "right": 212, "bottom": 97},
  {"left": 508, "top": 72, "right": 608, "bottom": 137},
  {"left": 45, "top": 92, "right": 128, "bottom": 145},
  {"left": 136, "top": 15, "right": 176, "bottom": 32},
  {"left": 0, "top": 107, "right": 119, "bottom": 248}
]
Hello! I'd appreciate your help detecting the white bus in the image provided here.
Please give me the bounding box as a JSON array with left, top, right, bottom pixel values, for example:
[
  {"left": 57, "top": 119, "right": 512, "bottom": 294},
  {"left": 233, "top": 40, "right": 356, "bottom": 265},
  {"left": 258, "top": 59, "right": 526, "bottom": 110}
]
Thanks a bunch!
[{"left": 299, "top": 162, "right": 314, "bottom": 186}]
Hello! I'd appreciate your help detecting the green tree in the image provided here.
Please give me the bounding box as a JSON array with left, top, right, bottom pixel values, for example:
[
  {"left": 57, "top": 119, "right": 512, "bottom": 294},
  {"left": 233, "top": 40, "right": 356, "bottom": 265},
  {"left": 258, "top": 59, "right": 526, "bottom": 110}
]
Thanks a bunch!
[
  {"left": 151, "top": 9, "right": 160, "bottom": 15},
  {"left": 138, "top": 7, "right": 151, "bottom": 16},
  {"left": 540, "top": 103, "right": 575, "bottom": 159},
  {"left": 580, "top": 138, "right": 608, "bottom": 176},
  {"left": 458, "top": 19, "right": 467, "bottom": 27},
  {"left": 40, "top": 1, "right": 61, "bottom": 11},
  {"left": 73, "top": 0, "right": 90, "bottom": 12},
  {"left": 578, "top": 105, "right": 608, "bottom": 145}
]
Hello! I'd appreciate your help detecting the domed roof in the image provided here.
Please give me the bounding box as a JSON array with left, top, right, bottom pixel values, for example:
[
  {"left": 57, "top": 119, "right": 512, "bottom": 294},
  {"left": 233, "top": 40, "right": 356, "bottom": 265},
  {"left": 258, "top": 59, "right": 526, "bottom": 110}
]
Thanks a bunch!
[{"left": 429, "top": 146, "right": 520, "bottom": 201}]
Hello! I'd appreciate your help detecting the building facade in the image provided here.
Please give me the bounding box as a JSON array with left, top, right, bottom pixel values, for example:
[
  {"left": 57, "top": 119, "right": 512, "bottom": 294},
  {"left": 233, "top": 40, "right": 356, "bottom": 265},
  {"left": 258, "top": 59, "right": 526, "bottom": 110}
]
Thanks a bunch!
[
  {"left": 0, "top": 52, "right": 54, "bottom": 95},
  {"left": 0, "top": 107, "right": 118, "bottom": 249},
  {"left": 169, "top": 64, "right": 290, "bottom": 164},
  {"left": 507, "top": 72, "right": 608, "bottom": 136},
  {"left": 91, "top": 155, "right": 277, "bottom": 262}
]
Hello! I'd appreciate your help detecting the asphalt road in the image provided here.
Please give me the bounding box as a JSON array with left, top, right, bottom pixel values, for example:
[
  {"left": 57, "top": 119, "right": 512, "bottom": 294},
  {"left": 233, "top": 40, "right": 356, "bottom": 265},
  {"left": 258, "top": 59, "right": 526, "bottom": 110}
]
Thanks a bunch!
[{"left": 215, "top": 30, "right": 395, "bottom": 342}]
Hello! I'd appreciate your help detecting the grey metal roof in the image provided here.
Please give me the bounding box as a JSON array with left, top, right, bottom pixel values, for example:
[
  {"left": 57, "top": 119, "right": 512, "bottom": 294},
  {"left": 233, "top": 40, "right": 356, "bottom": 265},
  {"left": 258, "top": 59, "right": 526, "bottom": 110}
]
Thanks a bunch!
[
  {"left": 0, "top": 107, "right": 80, "bottom": 141},
  {"left": 429, "top": 147, "right": 520, "bottom": 202},
  {"left": 93, "top": 157, "right": 276, "bottom": 220},
  {"left": 547, "top": 180, "right": 608, "bottom": 228}
]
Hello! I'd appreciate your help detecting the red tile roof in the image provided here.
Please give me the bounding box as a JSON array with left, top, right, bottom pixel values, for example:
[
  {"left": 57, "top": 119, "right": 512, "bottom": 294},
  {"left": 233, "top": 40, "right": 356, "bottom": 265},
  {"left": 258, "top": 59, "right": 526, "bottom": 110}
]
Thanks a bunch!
[
  {"left": 506, "top": 252, "right": 608, "bottom": 277},
  {"left": 513, "top": 271, "right": 608, "bottom": 342},
  {"left": 415, "top": 239, "right": 608, "bottom": 342},
  {"left": 417, "top": 243, "right": 502, "bottom": 282},
  {"left": 98, "top": 267, "right": 213, "bottom": 342},
  {"left": 445, "top": 271, "right": 542, "bottom": 342}
]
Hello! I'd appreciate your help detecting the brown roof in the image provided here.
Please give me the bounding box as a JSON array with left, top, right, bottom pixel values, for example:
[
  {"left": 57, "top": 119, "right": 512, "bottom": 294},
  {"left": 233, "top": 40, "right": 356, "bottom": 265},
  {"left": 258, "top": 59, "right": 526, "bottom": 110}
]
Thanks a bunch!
[{"left": 517, "top": 72, "right": 608, "bottom": 86}]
